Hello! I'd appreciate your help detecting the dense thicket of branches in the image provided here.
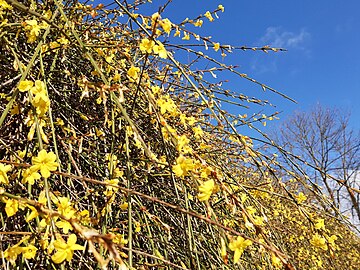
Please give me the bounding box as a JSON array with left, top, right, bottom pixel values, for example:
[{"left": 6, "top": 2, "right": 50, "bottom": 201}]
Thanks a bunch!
[{"left": 1, "top": 1, "right": 360, "bottom": 269}]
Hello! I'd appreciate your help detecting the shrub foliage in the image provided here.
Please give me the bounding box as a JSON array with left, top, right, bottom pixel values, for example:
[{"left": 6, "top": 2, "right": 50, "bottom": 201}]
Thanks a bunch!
[{"left": 1, "top": 0, "right": 359, "bottom": 269}]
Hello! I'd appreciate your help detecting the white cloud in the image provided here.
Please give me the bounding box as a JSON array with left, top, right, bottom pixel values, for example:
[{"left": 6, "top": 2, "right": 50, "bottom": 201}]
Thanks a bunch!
[
  {"left": 259, "top": 27, "right": 310, "bottom": 49},
  {"left": 250, "top": 27, "right": 311, "bottom": 74}
]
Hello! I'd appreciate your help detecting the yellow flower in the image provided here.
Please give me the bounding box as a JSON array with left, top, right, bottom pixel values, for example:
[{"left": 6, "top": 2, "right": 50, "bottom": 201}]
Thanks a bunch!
[
  {"left": 120, "top": 202, "right": 128, "bottom": 210},
  {"left": 104, "top": 179, "right": 119, "bottom": 197},
  {"left": 31, "top": 149, "right": 58, "bottom": 178},
  {"left": 127, "top": 66, "right": 140, "bottom": 81},
  {"left": 113, "top": 234, "right": 128, "bottom": 245},
  {"left": 156, "top": 95, "right": 177, "bottom": 115},
  {"left": 246, "top": 206, "right": 257, "bottom": 215},
  {"left": 153, "top": 42, "right": 167, "bottom": 59},
  {"left": 228, "top": 236, "right": 252, "bottom": 263},
  {"left": 48, "top": 42, "right": 58, "bottom": 51},
  {"left": 182, "top": 32, "right": 190, "bottom": 40},
  {"left": 56, "top": 197, "right": 76, "bottom": 218},
  {"left": 151, "top": 12, "right": 160, "bottom": 22},
  {"left": 200, "top": 166, "right": 212, "bottom": 178},
  {"left": 21, "top": 244, "right": 37, "bottom": 259},
  {"left": 18, "top": 80, "right": 34, "bottom": 92},
  {"left": 271, "top": 253, "right": 282, "bottom": 268},
  {"left": 139, "top": 38, "right": 155, "bottom": 54},
  {"left": 253, "top": 215, "right": 265, "bottom": 226},
  {"left": 213, "top": 42, "right": 220, "bottom": 52},
  {"left": 51, "top": 234, "right": 84, "bottom": 264},
  {"left": 204, "top": 11, "right": 214, "bottom": 22},
  {"left": 296, "top": 192, "right": 307, "bottom": 203},
  {"left": 174, "top": 29, "right": 180, "bottom": 37},
  {"left": 159, "top": 18, "right": 172, "bottom": 34},
  {"left": 314, "top": 218, "right": 325, "bottom": 230},
  {"left": 23, "top": 19, "right": 45, "bottom": 43},
  {"left": 135, "top": 221, "right": 141, "bottom": 232},
  {"left": 0, "top": 0, "right": 13, "bottom": 11},
  {"left": 56, "top": 220, "right": 73, "bottom": 233},
  {"left": 30, "top": 80, "right": 46, "bottom": 95},
  {"left": 310, "top": 234, "right": 327, "bottom": 250},
  {"left": 172, "top": 155, "right": 195, "bottom": 177},
  {"left": 177, "top": 135, "right": 190, "bottom": 153},
  {"left": 187, "top": 116, "right": 196, "bottom": 126},
  {"left": 328, "top": 235, "right": 337, "bottom": 245},
  {"left": 57, "top": 37, "right": 69, "bottom": 45},
  {"left": 161, "top": 125, "right": 176, "bottom": 140},
  {"left": 32, "top": 93, "right": 50, "bottom": 116},
  {"left": 179, "top": 113, "right": 188, "bottom": 126},
  {"left": 25, "top": 205, "right": 39, "bottom": 222},
  {"left": 3, "top": 244, "right": 22, "bottom": 264},
  {"left": 192, "top": 126, "right": 203, "bottom": 139},
  {"left": 22, "top": 168, "right": 41, "bottom": 185},
  {"left": 198, "top": 179, "right": 216, "bottom": 201},
  {"left": 0, "top": 163, "right": 12, "bottom": 184},
  {"left": 218, "top": 4, "right": 225, "bottom": 12},
  {"left": 220, "top": 237, "right": 227, "bottom": 258},
  {"left": 4, "top": 198, "right": 19, "bottom": 217},
  {"left": 193, "top": 19, "right": 203, "bottom": 27}
]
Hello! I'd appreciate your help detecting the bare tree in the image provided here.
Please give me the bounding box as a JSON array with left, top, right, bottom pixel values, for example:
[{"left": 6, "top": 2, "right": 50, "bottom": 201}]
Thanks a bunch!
[{"left": 274, "top": 105, "right": 360, "bottom": 227}]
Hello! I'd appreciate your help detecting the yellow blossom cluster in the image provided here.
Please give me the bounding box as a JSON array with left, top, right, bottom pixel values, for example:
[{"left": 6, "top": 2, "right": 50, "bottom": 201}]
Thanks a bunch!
[
  {"left": 3, "top": 237, "right": 37, "bottom": 264},
  {"left": 142, "top": 13, "right": 172, "bottom": 36},
  {"left": 1, "top": 191, "right": 87, "bottom": 265},
  {"left": 18, "top": 80, "right": 50, "bottom": 117},
  {"left": 22, "top": 19, "right": 48, "bottom": 43},
  {"left": 2, "top": 149, "right": 57, "bottom": 188},
  {"left": 139, "top": 38, "right": 168, "bottom": 58},
  {"left": 157, "top": 95, "right": 178, "bottom": 115},
  {"left": 0, "top": 0, "right": 12, "bottom": 14}
]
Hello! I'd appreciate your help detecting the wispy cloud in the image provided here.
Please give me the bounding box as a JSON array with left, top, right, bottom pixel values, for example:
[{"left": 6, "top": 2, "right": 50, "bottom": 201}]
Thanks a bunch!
[
  {"left": 251, "top": 27, "right": 311, "bottom": 74},
  {"left": 259, "top": 27, "right": 310, "bottom": 49},
  {"left": 335, "top": 18, "right": 354, "bottom": 33}
]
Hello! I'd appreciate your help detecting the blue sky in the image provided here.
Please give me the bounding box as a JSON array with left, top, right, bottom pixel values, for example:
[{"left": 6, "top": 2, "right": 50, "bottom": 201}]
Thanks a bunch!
[
  {"left": 136, "top": 0, "right": 360, "bottom": 132},
  {"left": 106, "top": 0, "right": 360, "bottom": 136}
]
